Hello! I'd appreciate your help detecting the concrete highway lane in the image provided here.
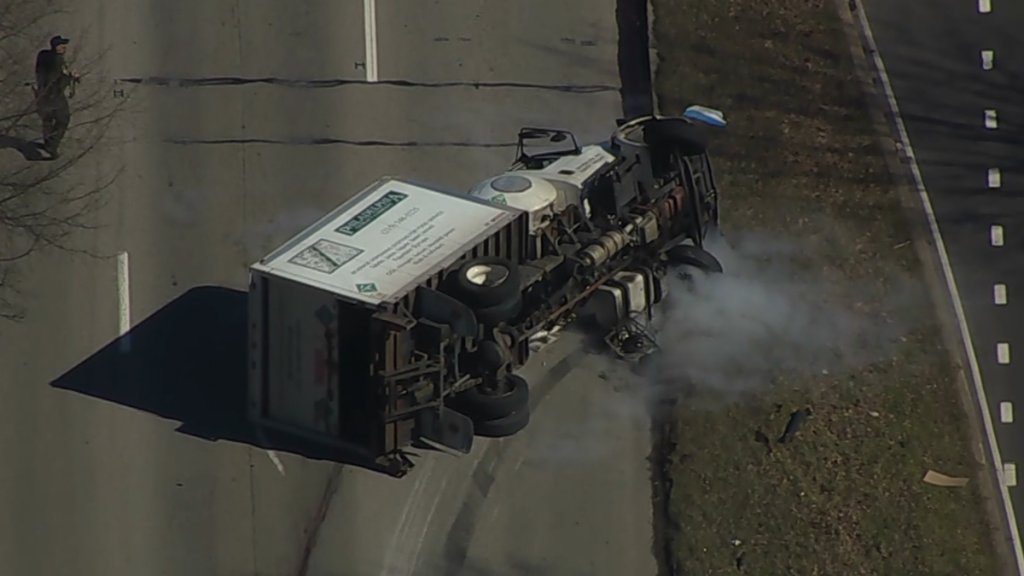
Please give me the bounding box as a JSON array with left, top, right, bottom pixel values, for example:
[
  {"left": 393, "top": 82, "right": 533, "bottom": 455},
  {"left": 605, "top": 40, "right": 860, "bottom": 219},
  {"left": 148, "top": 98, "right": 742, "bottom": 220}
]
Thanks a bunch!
[
  {"left": 1, "top": 3, "right": 367, "bottom": 574},
  {"left": 860, "top": 0, "right": 1024, "bottom": 570},
  {"left": 0, "top": 0, "right": 653, "bottom": 575}
]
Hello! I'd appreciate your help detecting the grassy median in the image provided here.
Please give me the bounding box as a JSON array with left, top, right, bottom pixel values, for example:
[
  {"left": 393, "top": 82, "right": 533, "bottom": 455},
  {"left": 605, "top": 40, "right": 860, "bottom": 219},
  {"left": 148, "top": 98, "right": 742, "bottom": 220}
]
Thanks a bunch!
[{"left": 649, "top": 1, "right": 1002, "bottom": 574}]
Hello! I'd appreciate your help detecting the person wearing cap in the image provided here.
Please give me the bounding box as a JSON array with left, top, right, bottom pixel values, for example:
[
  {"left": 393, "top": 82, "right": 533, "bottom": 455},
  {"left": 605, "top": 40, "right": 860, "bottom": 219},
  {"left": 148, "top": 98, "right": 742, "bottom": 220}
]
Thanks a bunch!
[{"left": 34, "top": 35, "right": 79, "bottom": 158}]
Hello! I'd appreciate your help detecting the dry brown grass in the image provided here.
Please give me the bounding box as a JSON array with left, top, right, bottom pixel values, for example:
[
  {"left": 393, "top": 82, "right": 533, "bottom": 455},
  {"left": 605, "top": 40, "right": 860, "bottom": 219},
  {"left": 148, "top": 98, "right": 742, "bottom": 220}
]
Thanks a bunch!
[{"left": 650, "top": 0, "right": 1001, "bottom": 574}]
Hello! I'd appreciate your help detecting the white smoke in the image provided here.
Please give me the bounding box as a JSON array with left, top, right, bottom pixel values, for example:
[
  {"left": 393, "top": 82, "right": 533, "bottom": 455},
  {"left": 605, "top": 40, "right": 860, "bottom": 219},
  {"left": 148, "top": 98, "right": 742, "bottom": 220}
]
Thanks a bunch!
[{"left": 642, "top": 229, "right": 920, "bottom": 404}]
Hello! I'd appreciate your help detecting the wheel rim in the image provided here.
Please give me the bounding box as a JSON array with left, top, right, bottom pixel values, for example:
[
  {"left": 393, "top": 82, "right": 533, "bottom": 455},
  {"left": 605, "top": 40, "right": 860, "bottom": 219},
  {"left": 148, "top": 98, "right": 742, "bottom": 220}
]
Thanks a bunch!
[{"left": 464, "top": 264, "right": 509, "bottom": 287}]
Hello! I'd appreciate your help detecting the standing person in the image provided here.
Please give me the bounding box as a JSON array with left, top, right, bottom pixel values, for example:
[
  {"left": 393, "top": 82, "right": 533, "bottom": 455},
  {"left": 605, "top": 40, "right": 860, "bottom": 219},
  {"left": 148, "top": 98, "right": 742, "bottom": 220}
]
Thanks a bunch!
[{"left": 34, "top": 35, "right": 79, "bottom": 158}]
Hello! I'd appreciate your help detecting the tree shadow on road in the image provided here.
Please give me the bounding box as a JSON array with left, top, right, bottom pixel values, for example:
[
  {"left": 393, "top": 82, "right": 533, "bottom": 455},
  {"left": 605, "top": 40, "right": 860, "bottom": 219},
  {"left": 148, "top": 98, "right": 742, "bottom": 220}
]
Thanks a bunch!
[{"left": 49, "top": 285, "right": 393, "bottom": 475}]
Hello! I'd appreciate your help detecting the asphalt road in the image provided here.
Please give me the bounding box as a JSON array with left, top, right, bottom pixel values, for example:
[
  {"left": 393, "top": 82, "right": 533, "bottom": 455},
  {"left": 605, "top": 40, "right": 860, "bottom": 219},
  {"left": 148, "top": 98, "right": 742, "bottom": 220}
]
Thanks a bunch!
[
  {"left": 0, "top": 1, "right": 655, "bottom": 575},
  {"left": 860, "top": 0, "right": 1024, "bottom": 569}
]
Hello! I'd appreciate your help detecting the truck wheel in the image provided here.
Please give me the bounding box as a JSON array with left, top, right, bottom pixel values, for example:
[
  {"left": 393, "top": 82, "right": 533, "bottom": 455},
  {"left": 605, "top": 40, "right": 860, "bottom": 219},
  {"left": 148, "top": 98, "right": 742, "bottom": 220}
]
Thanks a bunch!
[
  {"left": 474, "top": 407, "right": 531, "bottom": 438},
  {"left": 447, "top": 256, "right": 521, "bottom": 308},
  {"left": 474, "top": 293, "right": 522, "bottom": 326},
  {"left": 665, "top": 244, "right": 723, "bottom": 273},
  {"left": 451, "top": 373, "right": 529, "bottom": 422}
]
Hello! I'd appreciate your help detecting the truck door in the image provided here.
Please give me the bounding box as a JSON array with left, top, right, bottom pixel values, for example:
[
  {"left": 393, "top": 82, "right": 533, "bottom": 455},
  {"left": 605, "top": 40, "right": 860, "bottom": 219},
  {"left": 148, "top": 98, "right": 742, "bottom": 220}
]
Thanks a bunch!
[{"left": 266, "top": 279, "right": 340, "bottom": 438}]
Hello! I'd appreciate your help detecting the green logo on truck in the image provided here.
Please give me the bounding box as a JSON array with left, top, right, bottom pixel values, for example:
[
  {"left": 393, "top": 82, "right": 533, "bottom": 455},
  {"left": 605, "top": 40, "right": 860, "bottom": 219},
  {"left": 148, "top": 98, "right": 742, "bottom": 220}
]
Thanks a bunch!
[
  {"left": 336, "top": 191, "right": 408, "bottom": 236},
  {"left": 356, "top": 282, "right": 378, "bottom": 294}
]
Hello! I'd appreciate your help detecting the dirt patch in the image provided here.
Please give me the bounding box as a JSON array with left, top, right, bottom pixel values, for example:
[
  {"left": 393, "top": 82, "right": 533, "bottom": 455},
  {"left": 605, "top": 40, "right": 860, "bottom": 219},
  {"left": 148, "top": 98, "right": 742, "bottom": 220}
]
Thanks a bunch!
[{"left": 648, "top": 0, "right": 1003, "bottom": 574}]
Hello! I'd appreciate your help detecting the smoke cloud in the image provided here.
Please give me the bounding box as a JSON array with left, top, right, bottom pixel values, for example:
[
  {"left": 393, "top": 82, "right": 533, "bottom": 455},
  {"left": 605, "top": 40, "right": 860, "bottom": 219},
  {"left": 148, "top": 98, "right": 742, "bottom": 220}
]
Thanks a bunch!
[{"left": 642, "top": 229, "right": 922, "bottom": 405}]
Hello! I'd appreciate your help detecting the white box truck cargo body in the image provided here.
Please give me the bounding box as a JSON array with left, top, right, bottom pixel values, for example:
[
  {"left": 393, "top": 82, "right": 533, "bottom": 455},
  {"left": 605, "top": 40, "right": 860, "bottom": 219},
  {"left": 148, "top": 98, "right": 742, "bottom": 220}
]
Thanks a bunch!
[{"left": 248, "top": 177, "right": 529, "bottom": 469}]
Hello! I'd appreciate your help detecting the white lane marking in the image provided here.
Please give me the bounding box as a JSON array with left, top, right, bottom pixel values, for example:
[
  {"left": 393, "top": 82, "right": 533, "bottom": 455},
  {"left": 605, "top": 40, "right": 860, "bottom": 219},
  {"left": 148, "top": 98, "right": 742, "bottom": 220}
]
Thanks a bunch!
[
  {"left": 992, "top": 224, "right": 1005, "bottom": 246},
  {"left": 363, "top": 0, "right": 378, "bottom": 82},
  {"left": 1006, "top": 463, "right": 1018, "bottom": 488},
  {"left": 1001, "top": 402, "right": 1014, "bottom": 424},
  {"left": 989, "top": 168, "right": 1002, "bottom": 189},
  {"left": 117, "top": 252, "right": 131, "bottom": 352},
  {"left": 997, "top": 342, "right": 1011, "bottom": 365},
  {"left": 979, "top": 0, "right": 992, "bottom": 13},
  {"left": 995, "top": 283, "right": 1008, "bottom": 305},
  {"left": 254, "top": 428, "right": 284, "bottom": 473},
  {"left": 985, "top": 109, "right": 999, "bottom": 129},
  {"left": 856, "top": 5, "right": 1024, "bottom": 573},
  {"left": 254, "top": 429, "right": 286, "bottom": 475},
  {"left": 266, "top": 450, "right": 285, "bottom": 475},
  {"left": 982, "top": 49, "right": 995, "bottom": 70}
]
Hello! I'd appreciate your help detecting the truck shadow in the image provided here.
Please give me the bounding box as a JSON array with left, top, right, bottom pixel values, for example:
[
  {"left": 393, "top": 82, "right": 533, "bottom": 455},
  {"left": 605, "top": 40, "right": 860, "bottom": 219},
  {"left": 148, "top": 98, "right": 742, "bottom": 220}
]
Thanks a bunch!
[{"left": 50, "top": 285, "right": 392, "bottom": 474}]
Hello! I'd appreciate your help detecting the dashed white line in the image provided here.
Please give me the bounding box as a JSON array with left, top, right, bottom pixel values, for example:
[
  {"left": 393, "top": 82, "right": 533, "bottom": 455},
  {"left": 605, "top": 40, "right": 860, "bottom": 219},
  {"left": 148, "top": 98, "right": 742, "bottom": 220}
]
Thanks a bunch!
[
  {"left": 1006, "top": 463, "right": 1018, "bottom": 488},
  {"left": 363, "top": 0, "right": 379, "bottom": 82},
  {"left": 254, "top": 429, "right": 285, "bottom": 475},
  {"left": 117, "top": 251, "right": 131, "bottom": 353},
  {"left": 995, "top": 283, "right": 1008, "bottom": 305},
  {"left": 979, "top": 0, "right": 992, "bottom": 13},
  {"left": 856, "top": 4, "right": 1023, "bottom": 573},
  {"left": 266, "top": 450, "right": 285, "bottom": 475},
  {"left": 1001, "top": 402, "right": 1015, "bottom": 424},
  {"left": 989, "top": 168, "right": 1002, "bottom": 189},
  {"left": 985, "top": 109, "right": 999, "bottom": 129},
  {"left": 997, "top": 342, "right": 1011, "bottom": 365},
  {"left": 992, "top": 224, "right": 1005, "bottom": 246},
  {"left": 982, "top": 49, "right": 995, "bottom": 70}
]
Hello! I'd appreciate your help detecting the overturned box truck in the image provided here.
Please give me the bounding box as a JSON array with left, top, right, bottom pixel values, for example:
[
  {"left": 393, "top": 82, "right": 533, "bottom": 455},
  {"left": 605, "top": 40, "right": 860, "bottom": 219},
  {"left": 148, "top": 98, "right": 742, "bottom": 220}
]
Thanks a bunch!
[{"left": 248, "top": 112, "right": 726, "bottom": 476}]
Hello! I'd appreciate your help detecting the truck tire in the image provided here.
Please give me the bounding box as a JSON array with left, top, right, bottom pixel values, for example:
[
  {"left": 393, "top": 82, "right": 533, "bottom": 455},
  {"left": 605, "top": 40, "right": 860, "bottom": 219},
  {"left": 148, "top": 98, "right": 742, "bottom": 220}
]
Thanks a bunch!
[
  {"left": 447, "top": 256, "right": 521, "bottom": 309},
  {"left": 474, "top": 293, "right": 522, "bottom": 326},
  {"left": 451, "top": 373, "right": 529, "bottom": 422},
  {"left": 665, "top": 244, "right": 723, "bottom": 273},
  {"left": 474, "top": 407, "right": 531, "bottom": 438}
]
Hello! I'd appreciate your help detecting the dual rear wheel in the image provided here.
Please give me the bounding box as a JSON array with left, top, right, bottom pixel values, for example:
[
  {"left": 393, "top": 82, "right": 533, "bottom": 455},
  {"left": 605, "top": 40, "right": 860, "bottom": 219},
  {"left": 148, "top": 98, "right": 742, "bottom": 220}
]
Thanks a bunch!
[
  {"left": 444, "top": 256, "right": 523, "bottom": 327},
  {"left": 441, "top": 256, "right": 531, "bottom": 437},
  {"left": 447, "top": 373, "right": 531, "bottom": 438}
]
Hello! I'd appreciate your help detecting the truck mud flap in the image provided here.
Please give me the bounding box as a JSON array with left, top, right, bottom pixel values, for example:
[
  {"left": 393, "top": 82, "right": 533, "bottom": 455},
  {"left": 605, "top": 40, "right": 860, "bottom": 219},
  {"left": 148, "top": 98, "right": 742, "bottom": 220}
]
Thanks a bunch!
[{"left": 415, "top": 406, "right": 475, "bottom": 455}]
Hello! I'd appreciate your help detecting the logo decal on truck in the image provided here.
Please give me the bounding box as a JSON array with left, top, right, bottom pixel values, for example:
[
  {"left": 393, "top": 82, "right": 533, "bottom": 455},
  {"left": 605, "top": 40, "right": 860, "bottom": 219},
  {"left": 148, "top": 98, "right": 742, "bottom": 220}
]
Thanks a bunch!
[
  {"left": 336, "top": 190, "right": 409, "bottom": 236},
  {"left": 356, "top": 282, "right": 378, "bottom": 294},
  {"left": 289, "top": 239, "right": 363, "bottom": 274}
]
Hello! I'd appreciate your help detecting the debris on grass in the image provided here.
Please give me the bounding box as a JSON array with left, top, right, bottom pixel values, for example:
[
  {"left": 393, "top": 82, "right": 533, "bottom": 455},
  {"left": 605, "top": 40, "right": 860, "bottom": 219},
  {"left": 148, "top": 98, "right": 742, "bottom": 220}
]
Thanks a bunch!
[
  {"left": 777, "top": 407, "right": 811, "bottom": 444},
  {"left": 923, "top": 470, "right": 970, "bottom": 488}
]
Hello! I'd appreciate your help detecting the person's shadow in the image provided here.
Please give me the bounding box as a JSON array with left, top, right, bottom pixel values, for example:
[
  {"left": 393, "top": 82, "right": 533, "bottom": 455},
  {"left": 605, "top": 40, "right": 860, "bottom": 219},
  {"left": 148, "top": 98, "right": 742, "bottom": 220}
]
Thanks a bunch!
[{"left": 0, "top": 134, "right": 51, "bottom": 161}]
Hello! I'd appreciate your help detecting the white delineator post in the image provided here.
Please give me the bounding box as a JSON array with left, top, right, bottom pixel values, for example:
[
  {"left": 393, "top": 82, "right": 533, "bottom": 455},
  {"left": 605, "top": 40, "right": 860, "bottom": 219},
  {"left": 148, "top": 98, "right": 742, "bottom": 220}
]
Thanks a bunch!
[{"left": 117, "top": 251, "right": 131, "bottom": 353}]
